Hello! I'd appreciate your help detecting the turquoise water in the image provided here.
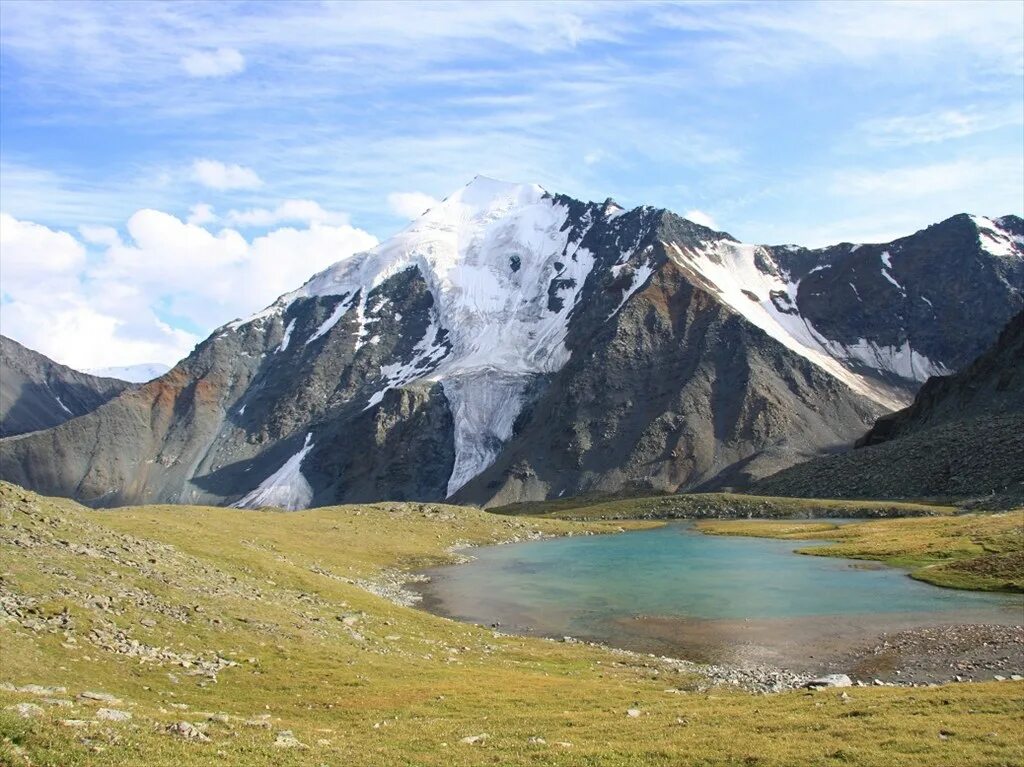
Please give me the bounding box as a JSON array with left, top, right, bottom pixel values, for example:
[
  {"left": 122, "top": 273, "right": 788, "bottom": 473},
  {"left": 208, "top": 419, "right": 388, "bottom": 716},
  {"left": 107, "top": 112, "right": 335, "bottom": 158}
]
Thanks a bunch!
[{"left": 416, "top": 523, "right": 1022, "bottom": 663}]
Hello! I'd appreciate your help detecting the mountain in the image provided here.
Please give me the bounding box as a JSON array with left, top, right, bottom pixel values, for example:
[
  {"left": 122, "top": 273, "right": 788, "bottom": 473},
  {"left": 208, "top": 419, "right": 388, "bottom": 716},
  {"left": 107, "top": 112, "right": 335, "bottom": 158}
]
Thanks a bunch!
[
  {"left": 0, "top": 177, "right": 1020, "bottom": 508},
  {"left": 753, "top": 310, "right": 1024, "bottom": 503},
  {"left": 0, "top": 335, "right": 131, "bottom": 437},
  {"left": 85, "top": 363, "right": 172, "bottom": 383}
]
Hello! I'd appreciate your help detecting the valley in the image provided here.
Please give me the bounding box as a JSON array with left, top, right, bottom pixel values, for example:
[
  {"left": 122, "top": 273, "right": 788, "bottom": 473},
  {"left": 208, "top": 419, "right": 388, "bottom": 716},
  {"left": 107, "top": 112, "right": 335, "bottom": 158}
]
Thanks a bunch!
[{"left": 1, "top": 483, "right": 1021, "bottom": 767}]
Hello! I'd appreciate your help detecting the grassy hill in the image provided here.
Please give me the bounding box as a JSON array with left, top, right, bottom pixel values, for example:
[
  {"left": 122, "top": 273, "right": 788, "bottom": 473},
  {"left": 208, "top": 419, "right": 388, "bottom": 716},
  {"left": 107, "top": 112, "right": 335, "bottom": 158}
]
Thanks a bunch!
[{"left": 1, "top": 482, "right": 1021, "bottom": 766}]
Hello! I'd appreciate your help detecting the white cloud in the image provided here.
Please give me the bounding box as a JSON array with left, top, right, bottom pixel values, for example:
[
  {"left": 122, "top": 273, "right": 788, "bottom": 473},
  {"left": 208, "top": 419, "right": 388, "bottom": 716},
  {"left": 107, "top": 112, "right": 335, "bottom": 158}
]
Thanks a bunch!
[
  {"left": 226, "top": 199, "right": 349, "bottom": 228},
  {"left": 386, "top": 191, "right": 440, "bottom": 220},
  {"left": 683, "top": 209, "right": 718, "bottom": 230},
  {"left": 181, "top": 47, "right": 245, "bottom": 78},
  {"left": 0, "top": 213, "right": 85, "bottom": 286},
  {"left": 0, "top": 210, "right": 377, "bottom": 369},
  {"left": 191, "top": 159, "right": 263, "bottom": 190},
  {"left": 187, "top": 203, "right": 218, "bottom": 225}
]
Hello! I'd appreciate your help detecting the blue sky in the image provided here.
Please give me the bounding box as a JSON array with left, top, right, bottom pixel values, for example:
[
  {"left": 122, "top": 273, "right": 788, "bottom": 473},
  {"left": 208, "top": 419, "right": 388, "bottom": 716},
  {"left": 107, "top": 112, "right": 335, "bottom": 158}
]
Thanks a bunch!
[{"left": 1, "top": 0, "right": 1022, "bottom": 369}]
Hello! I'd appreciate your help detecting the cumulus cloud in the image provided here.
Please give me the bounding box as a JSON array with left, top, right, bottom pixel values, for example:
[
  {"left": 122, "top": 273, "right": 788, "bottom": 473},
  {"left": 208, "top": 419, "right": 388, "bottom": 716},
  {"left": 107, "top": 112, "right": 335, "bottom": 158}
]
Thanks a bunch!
[
  {"left": 683, "top": 209, "right": 718, "bottom": 230},
  {"left": 227, "top": 199, "right": 350, "bottom": 228},
  {"left": 191, "top": 159, "right": 263, "bottom": 190},
  {"left": 180, "top": 47, "right": 245, "bottom": 78},
  {"left": 0, "top": 210, "right": 377, "bottom": 370},
  {"left": 387, "top": 191, "right": 440, "bottom": 220}
]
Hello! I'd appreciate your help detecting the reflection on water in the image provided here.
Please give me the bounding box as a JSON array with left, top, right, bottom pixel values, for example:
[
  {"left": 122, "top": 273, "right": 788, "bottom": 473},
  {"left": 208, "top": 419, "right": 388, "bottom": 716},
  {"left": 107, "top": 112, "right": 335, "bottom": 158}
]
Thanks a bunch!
[{"left": 414, "top": 523, "right": 1023, "bottom": 669}]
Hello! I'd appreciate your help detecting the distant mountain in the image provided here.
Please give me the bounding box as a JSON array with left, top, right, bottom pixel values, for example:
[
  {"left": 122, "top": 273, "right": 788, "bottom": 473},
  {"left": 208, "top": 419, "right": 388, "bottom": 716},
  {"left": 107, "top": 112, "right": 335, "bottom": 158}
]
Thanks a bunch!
[
  {"left": 0, "top": 177, "right": 1020, "bottom": 508},
  {"left": 85, "top": 363, "right": 171, "bottom": 383},
  {"left": 753, "top": 310, "right": 1024, "bottom": 503},
  {"left": 0, "top": 335, "right": 131, "bottom": 437}
]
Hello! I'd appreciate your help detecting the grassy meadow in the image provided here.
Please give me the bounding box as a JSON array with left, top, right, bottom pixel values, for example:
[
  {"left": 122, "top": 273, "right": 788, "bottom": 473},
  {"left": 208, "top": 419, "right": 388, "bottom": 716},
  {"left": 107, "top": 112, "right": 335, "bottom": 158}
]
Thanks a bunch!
[{"left": 0, "top": 482, "right": 1021, "bottom": 767}]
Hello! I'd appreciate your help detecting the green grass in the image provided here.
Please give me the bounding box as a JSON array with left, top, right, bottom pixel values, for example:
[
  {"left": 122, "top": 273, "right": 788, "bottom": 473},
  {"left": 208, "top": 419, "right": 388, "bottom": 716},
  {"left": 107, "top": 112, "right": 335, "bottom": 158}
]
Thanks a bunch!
[
  {"left": 1, "top": 482, "right": 1021, "bottom": 766},
  {"left": 695, "top": 512, "right": 1024, "bottom": 592},
  {"left": 494, "top": 491, "right": 957, "bottom": 520}
]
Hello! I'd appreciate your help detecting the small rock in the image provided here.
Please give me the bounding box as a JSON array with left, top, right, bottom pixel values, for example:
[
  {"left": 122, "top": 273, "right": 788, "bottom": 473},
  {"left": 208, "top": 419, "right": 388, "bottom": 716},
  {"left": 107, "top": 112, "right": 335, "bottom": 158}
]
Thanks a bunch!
[
  {"left": 460, "top": 733, "right": 488, "bottom": 745},
  {"left": 1011, "top": 675, "right": 1023, "bottom": 681},
  {"left": 6, "top": 702, "right": 43, "bottom": 718},
  {"left": 140, "top": 618, "right": 157, "bottom": 628},
  {"left": 96, "top": 708, "right": 132, "bottom": 722},
  {"left": 165, "top": 721, "right": 210, "bottom": 741},
  {"left": 273, "top": 730, "right": 307, "bottom": 749},
  {"left": 61, "top": 719, "right": 91, "bottom": 728},
  {"left": 993, "top": 675, "right": 1006, "bottom": 682},
  {"left": 79, "top": 691, "right": 122, "bottom": 705},
  {"left": 43, "top": 698, "right": 74, "bottom": 707},
  {"left": 527, "top": 736, "right": 546, "bottom": 745},
  {"left": 626, "top": 708, "right": 642, "bottom": 718},
  {"left": 17, "top": 684, "right": 67, "bottom": 696},
  {"left": 803, "top": 674, "right": 852, "bottom": 689}
]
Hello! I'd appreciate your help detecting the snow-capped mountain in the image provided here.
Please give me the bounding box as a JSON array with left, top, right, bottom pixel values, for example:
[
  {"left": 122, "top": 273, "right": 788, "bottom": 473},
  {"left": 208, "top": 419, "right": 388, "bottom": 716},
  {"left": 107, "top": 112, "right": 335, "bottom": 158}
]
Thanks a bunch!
[
  {"left": 85, "top": 363, "right": 171, "bottom": 384},
  {"left": 1, "top": 177, "right": 1021, "bottom": 508},
  {"left": 0, "top": 335, "right": 130, "bottom": 437}
]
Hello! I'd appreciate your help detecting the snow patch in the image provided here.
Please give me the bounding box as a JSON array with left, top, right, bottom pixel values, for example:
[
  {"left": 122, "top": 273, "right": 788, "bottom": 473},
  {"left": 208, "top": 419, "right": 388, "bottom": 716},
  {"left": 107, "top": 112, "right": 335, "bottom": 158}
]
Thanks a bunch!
[
  {"left": 305, "top": 294, "right": 355, "bottom": 346},
  {"left": 970, "top": 215, "right": 1022, "bottom": 258},
  {"left": 665, "top": 239, "right": 906, "bottom": 408},
  {"left": 54, "top": 395, "right": 72, "bottom": 415},
  {"left": 879, "top": 251, "right": 906, "bottom": 295},
  {"left": 277, "top": 320, "right": 295, "bottom": 353},
  {"left": 234, "top": 433, "right": 315, "bottom": 511},
  {"left": 607, "top": 261, "right": 655, "bottom": 319}
]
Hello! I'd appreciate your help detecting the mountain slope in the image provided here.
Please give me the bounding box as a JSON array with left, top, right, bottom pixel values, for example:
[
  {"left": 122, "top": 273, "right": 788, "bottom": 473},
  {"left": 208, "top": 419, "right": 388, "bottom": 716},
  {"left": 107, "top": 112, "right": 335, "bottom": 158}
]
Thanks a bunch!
[
  {"left": 0, "top": 335, "right": 131, "bottom": 437},
  {"left": 753, "top": 310, "right": 1024, "bottom": 502},
  {"left": 0, "top": 178, "right": 1021, "bottom": 508}
]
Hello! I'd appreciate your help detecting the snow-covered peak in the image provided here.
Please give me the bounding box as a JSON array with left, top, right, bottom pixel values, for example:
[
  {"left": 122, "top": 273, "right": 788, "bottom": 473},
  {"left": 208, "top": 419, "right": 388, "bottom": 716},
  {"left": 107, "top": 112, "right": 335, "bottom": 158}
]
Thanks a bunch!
[{"left": 85, "top": 362, "right": 171, "bottom": 383}]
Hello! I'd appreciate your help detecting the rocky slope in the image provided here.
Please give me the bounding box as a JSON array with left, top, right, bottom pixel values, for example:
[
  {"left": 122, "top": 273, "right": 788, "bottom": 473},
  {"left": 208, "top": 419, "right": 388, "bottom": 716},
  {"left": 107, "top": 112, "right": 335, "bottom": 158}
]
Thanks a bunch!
[
  {"left": 753, "top": 311, "right": 1024, "bottom": 502},
  {"left": 0, "top": 335, "right": 131, "bottom": 437},
  {"left": 1, "top": 178, "right": 1021, "bottom": 508}
]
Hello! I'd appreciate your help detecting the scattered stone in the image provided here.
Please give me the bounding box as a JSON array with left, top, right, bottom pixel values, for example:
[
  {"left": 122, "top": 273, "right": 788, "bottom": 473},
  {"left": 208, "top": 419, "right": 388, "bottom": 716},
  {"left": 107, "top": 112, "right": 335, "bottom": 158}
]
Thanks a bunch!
[
  {"left": 165, "top": 721, "right": 210, "bottom": 741},
  {"left": 527, "top": 736, "right": 546, "bottom": 745},
  {"left": 16, "top": 684, "right": 67, "bottom": 696},
  {"left": 803, "top": 674, "right": 852, "bottom": 689},
  {"left": 61, "top": 719, "right": 91, "bottom": 728},
  {"left": 460, "top": 733, "right": 488, "bottom": 745},
  {"left": 42, "top": 698, "right": 74, "bottom": 707},
  {"left": 79, "top": 691, "right": 122, "bottom": 705},
  {"left": 96, "top": 708, "right": 132, "bottom": 722},
  {"left": 273, "top": 730, "right": 307, "bottom": 749},
  {"left": 626, "top": 708, "right": 642, "bottom": 717},
  {"left": 140, "top": 618, "right": 157, "bottom": 628},
  {"left": 6, "top": 702, "right": 43, "bottom": 718},
  {"left": 993, "top": 675, "right": 1006, "bottom": 681}
]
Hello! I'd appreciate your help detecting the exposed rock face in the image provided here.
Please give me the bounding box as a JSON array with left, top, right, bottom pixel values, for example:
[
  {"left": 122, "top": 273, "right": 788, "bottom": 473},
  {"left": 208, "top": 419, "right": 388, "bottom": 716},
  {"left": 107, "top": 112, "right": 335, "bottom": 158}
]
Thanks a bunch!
[
  {"left": 0, "top": 335, "right": 130, "bottom": 437},
  {"left": 754, "top": 311, "right": 1024, "bottom": 502},
  {"left": 0, "top": 178, "right": 1021, "bottom": 508}
]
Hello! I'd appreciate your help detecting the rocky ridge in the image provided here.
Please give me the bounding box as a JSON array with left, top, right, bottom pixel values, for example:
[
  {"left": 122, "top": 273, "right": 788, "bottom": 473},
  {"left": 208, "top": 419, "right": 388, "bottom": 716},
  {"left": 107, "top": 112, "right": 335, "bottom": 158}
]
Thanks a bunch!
[{"left": 1, "top": 179, "right": 1020, "bottom": 508}]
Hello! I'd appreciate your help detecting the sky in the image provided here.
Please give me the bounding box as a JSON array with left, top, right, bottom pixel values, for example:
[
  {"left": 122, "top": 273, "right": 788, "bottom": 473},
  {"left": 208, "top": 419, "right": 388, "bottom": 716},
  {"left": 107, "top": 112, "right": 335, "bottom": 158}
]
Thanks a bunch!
[{"left": 1, "top": 0, "right": 1022, "bottom": 371}]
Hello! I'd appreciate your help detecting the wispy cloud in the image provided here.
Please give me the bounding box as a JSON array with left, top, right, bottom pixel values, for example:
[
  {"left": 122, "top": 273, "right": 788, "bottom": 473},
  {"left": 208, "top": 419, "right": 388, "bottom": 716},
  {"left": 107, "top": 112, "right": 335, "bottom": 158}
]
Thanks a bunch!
[
  {"left": 181, "top": 47, "right": 245, "bottom": 78},
  {"left": 856, "top": 105, "right": 1024, "bottom": 147}
]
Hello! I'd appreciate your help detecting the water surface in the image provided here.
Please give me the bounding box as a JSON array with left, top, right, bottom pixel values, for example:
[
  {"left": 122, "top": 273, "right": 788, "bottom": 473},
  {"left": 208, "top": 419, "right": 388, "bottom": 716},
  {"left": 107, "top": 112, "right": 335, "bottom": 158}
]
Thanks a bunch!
[{"left": 415, "top": 523, "right": 1023, "bottom": 672}]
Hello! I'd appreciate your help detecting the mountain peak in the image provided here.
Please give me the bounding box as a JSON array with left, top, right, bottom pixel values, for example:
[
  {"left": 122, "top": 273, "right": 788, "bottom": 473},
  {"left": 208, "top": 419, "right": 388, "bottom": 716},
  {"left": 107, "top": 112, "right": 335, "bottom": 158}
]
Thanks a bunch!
[{"left": 440, "top": 176, "right": 547, "bottom": 215}]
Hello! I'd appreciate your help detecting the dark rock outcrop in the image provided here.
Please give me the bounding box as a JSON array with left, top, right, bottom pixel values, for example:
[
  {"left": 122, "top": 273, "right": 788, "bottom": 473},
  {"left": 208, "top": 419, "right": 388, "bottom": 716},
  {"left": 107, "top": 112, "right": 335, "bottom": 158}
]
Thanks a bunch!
[{"left": 754, "top": 311, "right": 1024, "bottom": 502}]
